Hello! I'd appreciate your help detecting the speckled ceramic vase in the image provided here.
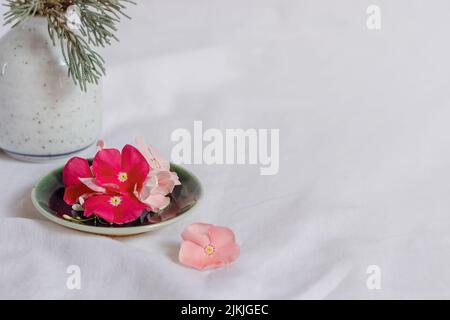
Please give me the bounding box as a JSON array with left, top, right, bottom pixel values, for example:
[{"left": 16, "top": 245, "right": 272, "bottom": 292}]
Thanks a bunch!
[{"left": 0, "top": 17, "right": 102, "bottom": 162}]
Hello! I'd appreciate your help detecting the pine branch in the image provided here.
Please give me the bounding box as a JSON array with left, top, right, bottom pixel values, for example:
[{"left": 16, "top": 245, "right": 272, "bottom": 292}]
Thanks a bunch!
[{"left": 3, "top": 0, "right": 135, "bottom": 91}]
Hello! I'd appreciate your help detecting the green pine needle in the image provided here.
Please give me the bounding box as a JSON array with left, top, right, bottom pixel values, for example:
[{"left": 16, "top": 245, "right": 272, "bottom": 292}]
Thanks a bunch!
[{"left": 3, "top": 0, "right": 135, "bottom": 91}]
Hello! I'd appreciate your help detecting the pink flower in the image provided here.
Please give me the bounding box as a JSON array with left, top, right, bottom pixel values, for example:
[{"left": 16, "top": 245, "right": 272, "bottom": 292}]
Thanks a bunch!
[
  {"left": 92, "top": 144, "right": 150, "bottom": 194},
  {"left": 179, "top": 223, "right": 240, "bottom": 270},
  {"left": 135, "top": 138, "right": 181, "bottom": 212},
  {"left": 83, "top": 193, "right": 147, "bottom": 225}
]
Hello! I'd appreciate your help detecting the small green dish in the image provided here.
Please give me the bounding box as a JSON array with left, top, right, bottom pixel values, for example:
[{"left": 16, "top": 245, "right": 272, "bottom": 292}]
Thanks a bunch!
[{"left": 31, "top": 163, "right": 202, "bottom": 236}]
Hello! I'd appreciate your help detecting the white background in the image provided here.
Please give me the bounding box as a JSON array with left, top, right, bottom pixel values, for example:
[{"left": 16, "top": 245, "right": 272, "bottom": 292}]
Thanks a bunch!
[{"left": 1, "top": 0, "right": 450, "bottom": 299}]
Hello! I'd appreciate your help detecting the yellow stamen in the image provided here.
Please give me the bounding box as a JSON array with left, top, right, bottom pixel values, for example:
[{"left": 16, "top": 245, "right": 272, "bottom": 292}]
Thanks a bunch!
[
  {"left": 204, "top": 245, "right": 215, "bottom": 255},
  {"left": 110, "top": 196, "right": 122, "bottom": 207},
  {"left": 117, "top": 172, "right": 128, "bottom": 182}
]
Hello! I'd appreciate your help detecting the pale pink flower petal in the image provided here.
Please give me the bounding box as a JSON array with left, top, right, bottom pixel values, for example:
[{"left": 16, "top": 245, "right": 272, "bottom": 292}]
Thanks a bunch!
[
  {"left": 179, "top": 241, "right": 211, "bottom": 270},
  {"left": 215, "top": 243, "right": 241, "bottom": 264},
  {"left": 140, "top": 175, "right": 159, "bottom": 199},
  {"left": 171, "top": 172, "right": 182, "bottom": 186},
  {"left": 136, "top": 170, "right": 181, "bottom": 201},
  {"left": 138, "top": 193, "right": 170, "bottom": 212},
  {"left": 161, "top": 171, "right": 182, "bottom": 192},
  {"left": 78, "top": 177, "right": 106, "bottom": 193},
  {"left": 135, "top": 137, "right": 160, "bottom": 169},
  {"left": 209, "top": 226, "right": 236, "bottom": 248},
  {"left": 135, "top": 137, "right": 170, "bottom": 170},
  {"left": 181, "top": 223, "right": 211, "bottom": 247},
  {"left": 134, "top": 137, "right": 181, "bottom": 213},
  {"left": 148, "top": 144, "right": 170, "bottom": 171},
  {"left": 149, "top": 171, "right": 177, "bottom": 195}
]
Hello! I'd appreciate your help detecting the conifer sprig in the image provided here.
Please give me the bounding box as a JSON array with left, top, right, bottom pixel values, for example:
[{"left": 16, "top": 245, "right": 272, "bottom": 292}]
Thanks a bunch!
[{"left": 3, "top": 0, "right": 135, "bottom": 91}]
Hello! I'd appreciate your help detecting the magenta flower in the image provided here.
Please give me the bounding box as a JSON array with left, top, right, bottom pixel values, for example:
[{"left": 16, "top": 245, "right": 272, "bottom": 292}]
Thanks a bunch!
[
  {"left": 83, "top": 193, "right": 147, "bottom": 225},
  {"left": 179, "top": 223, "right": 240, "bottom": 270},
  {"left": 92, "top": 144, "right": 150, "bottom": 194}
]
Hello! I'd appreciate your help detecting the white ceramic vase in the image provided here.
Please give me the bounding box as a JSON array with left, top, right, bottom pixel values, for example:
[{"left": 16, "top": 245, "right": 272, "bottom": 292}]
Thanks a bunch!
[{"left": 0, "top": 17, "right": 102, "bottom": 162}]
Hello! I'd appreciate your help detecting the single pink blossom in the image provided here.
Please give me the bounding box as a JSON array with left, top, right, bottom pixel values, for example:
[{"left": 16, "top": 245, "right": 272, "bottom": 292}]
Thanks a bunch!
[
  {"left": 83, "top": 193, "right": 147, "bottom": 225},
  {"left": 92, "top": 144, "right": 150, "bottom": 194},
  {"left": 179, "top": 223, "right": 240, "bottom": 270}
]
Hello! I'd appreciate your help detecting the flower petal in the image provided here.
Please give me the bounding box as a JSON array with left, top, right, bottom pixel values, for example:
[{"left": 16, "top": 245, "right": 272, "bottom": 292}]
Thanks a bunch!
[
  {"left": 148, "top": 145, "right": 170, "bottom": 171},
  {"left": 139, "top": 193, "right": 170, "bottom": 212},
  {"left": 62, "top": 157, "right": 92, "bottom": 187},
  {"left": 92, "top": 148, "right": 121, "bottom": 184},
  {"left": 113, "top": 195, "right": 148, "bottom": 224},
  {"left": 135, "top": 137, "right": 170, "bottom": 170},
  {"left": 170, "top": 172, "right": 182, "bottom": 186},
  {"left": 179, "top": 224, "right": 240, "bottom": 270},
  {"left": 83, "top": 195, "right": 114, "bottom": 220},
  {"left": 154, "top": 171, "right": 176, "bottom": 195},
  {"left": 78, "top": 177, "right": 106, "bottom": 193},
  {"left": 139, "top": 175, "right": 159, "bottom": 199},
  {"left": 179, "top": 241, "right": 211, "bottom": 270},
  {"left": 83, "top": 194, "right": 146, "bottom": 224},
  {"left": 215, "top": 243, "right": 240, "bottom": 265},
  {"left": 209, "top": 225, "right": 237, "bottom": 248},
  {"left": 135, "top": 137, "right": 155, "bottom": 167},
  {"left": 121, "top": 144, "right": 150, "bottom": 189},
  {"left": 181, "top": 223, "right": 211, "bottom": 247},
  {"left": 63, "top": 184, "right": 92, "bottom": 205}
]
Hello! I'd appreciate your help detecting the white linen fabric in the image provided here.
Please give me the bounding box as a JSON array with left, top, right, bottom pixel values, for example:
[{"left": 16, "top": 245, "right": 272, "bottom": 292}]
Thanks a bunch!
[{"left": 1, "top": 0, "right": 450, "bottom": 299}]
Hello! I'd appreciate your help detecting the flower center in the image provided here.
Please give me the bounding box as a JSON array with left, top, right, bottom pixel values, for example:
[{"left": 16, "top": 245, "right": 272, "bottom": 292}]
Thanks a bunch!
[
  {"left": 117, "top": 172, "right": 128, "bottom": 182},
  {"left": 204, "top": 244, "right": 215, "bottom": 255},
  {"left": 109, "top": 196, "right": 122, "bottom": 207}
]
